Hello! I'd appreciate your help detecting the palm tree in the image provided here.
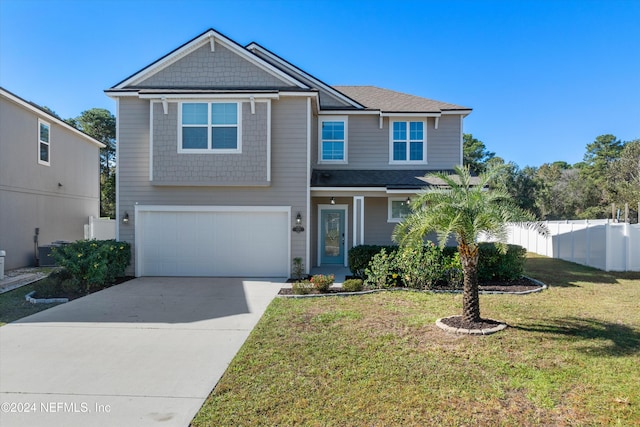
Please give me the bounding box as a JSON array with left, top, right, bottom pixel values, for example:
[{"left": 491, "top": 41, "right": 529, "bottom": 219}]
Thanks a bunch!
[{"left": 392, "top": 165, "right": 547, "bottom": 324}]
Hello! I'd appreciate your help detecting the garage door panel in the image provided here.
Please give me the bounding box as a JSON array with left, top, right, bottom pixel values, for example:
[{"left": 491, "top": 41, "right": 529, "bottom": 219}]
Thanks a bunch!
[{"left": 137, "top": 209, "right": 289, "bottom": 277}]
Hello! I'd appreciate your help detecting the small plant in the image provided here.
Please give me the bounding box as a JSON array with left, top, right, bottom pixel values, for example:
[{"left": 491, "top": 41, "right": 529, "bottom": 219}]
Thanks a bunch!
[
  {"left": 311, "top": 274, "right": 334, "bottom": 293},
  {"left": 292, "top": 280, "right": 313, "bottom": 295},
  {"left": 292, "top": 257, "right": 305, "bottom": 280},
  {"left": 364, "top": 248, "right": 398, "bottom": 289},
  {"left": 342, "top": 279, "right": 364, "bottom": 292}
]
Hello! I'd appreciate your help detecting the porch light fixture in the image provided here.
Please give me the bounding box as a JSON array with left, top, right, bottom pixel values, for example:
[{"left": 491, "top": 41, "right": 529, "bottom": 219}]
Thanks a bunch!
[
  {"left": 406, "top": 197, "right": 411, "bottom": 204},
  {"left": 330, "top": 197, "right": 335, "bottom": 205},
  {"left": 293, "top": 212, "right": 305, "bottom": 233},
  {"left": 122, "top": 211, "right": 130, "bottom": 224}
]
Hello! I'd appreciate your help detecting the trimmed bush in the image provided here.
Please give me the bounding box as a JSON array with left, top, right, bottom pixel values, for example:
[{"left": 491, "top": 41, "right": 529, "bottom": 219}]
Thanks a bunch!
[
  {"left": 348, "top": 245, "right": 396, "bottom": 278},
  {"left": 292, "top": 280, "right": 313, "bottom": 295},
  {"left": 52, "top": 239, "right": 131, "bottom": 293},
  {"left": 342, "top": 279, "right": 364, "bottom": 292},
  {"left": 311, "top": 274, "right": 334, "bottom": 293}
]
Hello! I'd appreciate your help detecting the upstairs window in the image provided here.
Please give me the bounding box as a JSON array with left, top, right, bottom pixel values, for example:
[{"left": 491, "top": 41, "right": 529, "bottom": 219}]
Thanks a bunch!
[
  {"left": 38, "top": 119, "right": 50, "bottom": 165},
  {"left": 390, "top": 120, "right": 426, "bottom": 163},
  {"left": 180, "top": 102, "right": 241, "bottom": 153},
  {"left": 319, "top": 116, "right": 347, "bottom": 163}
]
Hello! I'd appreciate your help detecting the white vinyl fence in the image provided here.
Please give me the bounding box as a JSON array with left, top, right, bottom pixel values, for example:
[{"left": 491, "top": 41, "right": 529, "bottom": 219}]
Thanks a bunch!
[
  {"left": 84, "top": 216, "right": 116, "bottom": 240},
  {"left": 505, "top": 220, "right": 640, "bottom": 272}
]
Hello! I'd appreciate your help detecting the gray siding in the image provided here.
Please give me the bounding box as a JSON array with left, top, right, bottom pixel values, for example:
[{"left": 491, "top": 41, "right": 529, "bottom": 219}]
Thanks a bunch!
[
  {"left": 363, "top": 197, "right": 396, "bottom": 245},
  {"left": 117, "top": 96, "right": 310, "bottom": 274},
  {"left": 0, "top": 96, "right": 100, "bottom": 269},
  {"left": 135, "top": 44, "right": 293, "bottom": 88},
  {"left": 314, "top": 114, "right": 462, "bottom": 170},
  {"left": 152, "top": 102, "right": 269, "bottom": 185}
]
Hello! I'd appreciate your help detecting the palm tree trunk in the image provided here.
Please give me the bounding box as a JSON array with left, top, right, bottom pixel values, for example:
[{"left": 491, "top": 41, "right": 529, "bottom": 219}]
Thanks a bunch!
[{"left": 458, "top": 243, "right": 481, "bottom": 323}]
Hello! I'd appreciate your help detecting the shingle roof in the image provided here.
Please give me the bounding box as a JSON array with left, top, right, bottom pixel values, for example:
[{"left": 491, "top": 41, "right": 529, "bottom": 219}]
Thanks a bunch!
[
  {"left": 311, "top": 169, "right": 456, "bottom": 189},
  {"left": 332, "top": 86, "right": 470, "bottom": 113},
  {"left": 311, "top": 169, "right": 481, "bottom": 189}
]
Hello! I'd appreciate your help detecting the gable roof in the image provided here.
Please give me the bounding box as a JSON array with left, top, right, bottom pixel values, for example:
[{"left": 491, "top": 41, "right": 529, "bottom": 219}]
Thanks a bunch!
[
  {"left": 332, "top": 86, "right": 470, "bottom": 113},
  {"left": 0, "top": 87, "right": 105, "bottom": 148},
  {"left": 245, "top": 42, "right": 364, "bottom": 109},
  {"left": 110, "top": 28, "right": 309, "bottom": 90}
]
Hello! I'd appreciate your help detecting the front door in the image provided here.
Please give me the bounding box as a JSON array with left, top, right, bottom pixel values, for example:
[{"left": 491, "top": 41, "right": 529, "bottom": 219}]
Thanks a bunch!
[{"left": 320, "top": 209, "right": 345, "bottom": 264}]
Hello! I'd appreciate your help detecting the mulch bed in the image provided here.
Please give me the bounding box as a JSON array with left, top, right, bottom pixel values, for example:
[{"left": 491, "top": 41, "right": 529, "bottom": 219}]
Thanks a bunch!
[
  {"left": 438, "top": 315, "right": 504, "bottom": 331},
  {"left": 279, "top": 276, "right": 542, "bottom": 296}
]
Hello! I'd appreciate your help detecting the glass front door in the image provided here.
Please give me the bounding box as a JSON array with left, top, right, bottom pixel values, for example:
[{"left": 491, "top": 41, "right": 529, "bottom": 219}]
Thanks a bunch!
[{"left": 320, "top": 209, "right": 345, "bottom": 264}]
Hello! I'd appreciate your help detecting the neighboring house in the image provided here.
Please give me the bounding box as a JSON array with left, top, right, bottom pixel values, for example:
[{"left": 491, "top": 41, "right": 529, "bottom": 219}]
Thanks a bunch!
[
  {"left": 106, "top": 28, "right": 471, "bottom": 277},
  {"left": 0, "top": 87, "right": 104, "bottom": 269}
]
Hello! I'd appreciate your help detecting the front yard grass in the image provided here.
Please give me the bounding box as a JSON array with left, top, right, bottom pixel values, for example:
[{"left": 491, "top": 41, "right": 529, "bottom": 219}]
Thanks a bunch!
[
  {"left": 192, "top": 254, "right": 640, "bottom": 426},
  {"left": 0, "top": 282, "right": 64, "bottom": 326}
]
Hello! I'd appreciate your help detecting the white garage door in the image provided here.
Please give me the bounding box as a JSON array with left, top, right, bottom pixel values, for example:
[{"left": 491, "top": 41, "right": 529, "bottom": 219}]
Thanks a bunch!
[{"left": 136, "top": 207, "right": 290, "bottom": 277}]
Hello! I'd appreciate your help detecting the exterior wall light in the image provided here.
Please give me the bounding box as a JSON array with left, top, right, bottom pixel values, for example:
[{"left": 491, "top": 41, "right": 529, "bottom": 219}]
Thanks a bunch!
[
  {"left": 330, "top": 197, "right": 335, "bottom": 205},
  {"left": 406, "top": 197, "right": 411, "bottom": 204},
  {"left": 293, "top": 212, "right": 304, "bottom": 233},
  {"left": 122, "top": 211, "right": 130, "bottom": 224}
]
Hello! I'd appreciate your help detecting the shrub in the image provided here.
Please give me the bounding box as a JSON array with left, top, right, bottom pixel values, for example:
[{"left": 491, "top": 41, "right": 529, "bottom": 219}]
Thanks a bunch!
[
  {"left": 292, "top": 280, "right": 313, "bottom": 295},
  {"left": 364, "top": 248, "right": 399, "bottom": 289},
  {"left": 443, "top": 243, "right": 526, "bottom": 283},
  {"left": 52, "top": 239, "right": 131, "bottom": 293},
  {"left": 348, "top": 245, "right": 396, "bottom": 278},
  {"left": 395, "top": 242, "right": 449, "bottom": 290},
  {"left": 311, "top": 274, "right": 334, "bottom": 293},
  {"left": 342, "top": 279, "right": 364, "bottom": 292},
  {"left": 32, "top": 269, "right": 81, "bottom": 298},
  {"left": 477, "top": 243, "right": 527, "bottom": 282}
]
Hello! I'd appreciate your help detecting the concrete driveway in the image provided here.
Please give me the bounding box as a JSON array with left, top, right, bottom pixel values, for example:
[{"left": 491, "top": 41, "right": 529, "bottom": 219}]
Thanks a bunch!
[{"left": 0, "top": 277, "right": 284, "bottom": 427}]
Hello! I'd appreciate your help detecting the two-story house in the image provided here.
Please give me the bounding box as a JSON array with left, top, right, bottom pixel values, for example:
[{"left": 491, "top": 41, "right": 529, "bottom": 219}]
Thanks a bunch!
[
  {"left": 0, "top": 87, "right": 104, "bottom": 269},
  {"left": 106, "top": 29, "right": 471, "bottom": 277}
]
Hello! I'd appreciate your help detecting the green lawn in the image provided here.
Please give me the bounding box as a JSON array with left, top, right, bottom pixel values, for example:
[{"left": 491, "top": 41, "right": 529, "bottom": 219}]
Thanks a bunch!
[
  {"left": 0, "top": 282, "right": 63, "bottom": 326},
  {"left": 192, "top": 254, "right": 640, "bottom": 426}
]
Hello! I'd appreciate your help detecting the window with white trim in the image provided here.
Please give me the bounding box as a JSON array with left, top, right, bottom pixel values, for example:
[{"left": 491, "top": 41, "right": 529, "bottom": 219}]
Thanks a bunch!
[
  {"left": 319, "top": 116, "right": 347, "bottom": 162},
  {"left": 388, "top": 197, "right": 412, "bottom": 222},
  {"left": 390, "top": 120, "right": 426, "bottom": 163},
  {"left": 38, "top": 119, "right": 50, "bottom": 165},
  {"left": 179, "top": 102, "right": 241, "bottom": 153}
]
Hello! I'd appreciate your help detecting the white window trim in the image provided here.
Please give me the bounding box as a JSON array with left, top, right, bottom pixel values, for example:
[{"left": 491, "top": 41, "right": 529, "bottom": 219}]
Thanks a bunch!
[
  {"left": 387, "top": 197, "right": 412, "bottom": 223},
  {"left": 318, "top": 115, "right": 348, "bottom": 164},
  {"left": 389, "top": 119, "right": 427, "bottom": 165},
  {"left": 177, "top": 101, "right": 242, "bottom": 154},
  {"left": 38, "top": 118, "right": 50, "bottom": 166}
]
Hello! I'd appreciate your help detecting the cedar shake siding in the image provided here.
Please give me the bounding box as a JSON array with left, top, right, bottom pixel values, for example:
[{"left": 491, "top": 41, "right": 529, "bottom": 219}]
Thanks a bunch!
[
  {"left": 116, "top": 96, "right": 309, "bottom": 273},
  {"left": 151, "top": 102, "right": 270, "bottom": 186}
]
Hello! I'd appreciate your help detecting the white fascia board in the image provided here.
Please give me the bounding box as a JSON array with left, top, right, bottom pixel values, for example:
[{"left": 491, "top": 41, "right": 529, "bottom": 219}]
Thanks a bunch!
[
  {"left": 114, "top": 30, "right": 309, "bottom": 89},
  {"left": 319, "top": 109, "right": 380, "bottom": 115},
  {"left": 0, "top": 88, "right": 105, "bottom": 148},
  {"left": 138, "top": 93, "right": 280, "bottom": 100},
  {"left": 381, "top": 112, "right": 441, "bottom": 117},
  {"left": 312, "top": 187, "right": 386, "bottom": 192},
  {"left": 135, "top": 205, "right": 291, "bottom": 213},
  {"left": 246, "top": 42, "right": 364, "bottom": 109},
  {"left": 385, "top": 189, "right": 419, "bottom": 194},
  {"left": 441, "top": 109, "right": 472, "bottom": 116},
  {"left": 278, "top": 91, "right": 320, "bottom": 97},
  {"left": 104, "top": 91, "right": 140, "bottom": 99}
]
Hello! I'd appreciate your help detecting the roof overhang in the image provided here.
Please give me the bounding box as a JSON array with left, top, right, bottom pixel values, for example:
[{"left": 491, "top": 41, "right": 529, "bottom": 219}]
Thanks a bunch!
[
  {"left": 1, "top": 87, "right": 105, "bottom": 149},
  {"left": 110, "top": 29, "right": 310, "bottom": 90}
]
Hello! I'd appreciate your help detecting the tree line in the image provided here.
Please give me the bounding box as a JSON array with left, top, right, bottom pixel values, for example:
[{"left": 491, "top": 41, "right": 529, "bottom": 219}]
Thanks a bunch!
[
  {"left": 42, "top": 106, "right": 116, "bottom": 219},
  {"left": 464, "top": 134, "right": 640, "bottom": 223}
]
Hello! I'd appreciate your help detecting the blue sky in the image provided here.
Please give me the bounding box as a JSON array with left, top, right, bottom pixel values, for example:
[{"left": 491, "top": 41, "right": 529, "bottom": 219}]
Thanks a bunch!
[{"left": 1, "top": 0, "right": 638, "bottom": 167}]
